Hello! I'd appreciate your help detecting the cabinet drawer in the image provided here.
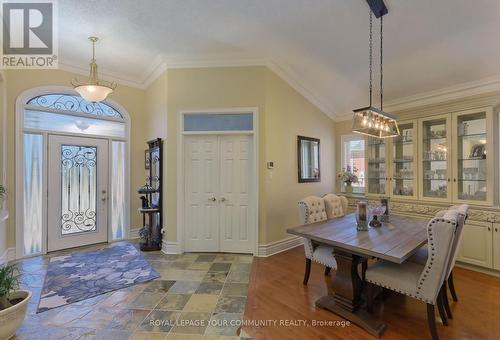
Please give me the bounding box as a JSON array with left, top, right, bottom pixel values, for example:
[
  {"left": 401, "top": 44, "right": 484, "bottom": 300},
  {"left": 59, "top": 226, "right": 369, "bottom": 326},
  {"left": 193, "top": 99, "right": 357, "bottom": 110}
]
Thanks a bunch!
[{"left": 457, "top": 222, "right": 493, "bottom": 268}]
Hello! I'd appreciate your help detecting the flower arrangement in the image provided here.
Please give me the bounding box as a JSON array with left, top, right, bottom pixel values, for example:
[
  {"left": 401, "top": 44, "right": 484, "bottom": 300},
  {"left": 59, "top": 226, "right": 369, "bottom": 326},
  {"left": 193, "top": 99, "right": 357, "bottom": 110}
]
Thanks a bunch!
[{"left": 337, "top": 165, "right": 359, "bottom": 185}]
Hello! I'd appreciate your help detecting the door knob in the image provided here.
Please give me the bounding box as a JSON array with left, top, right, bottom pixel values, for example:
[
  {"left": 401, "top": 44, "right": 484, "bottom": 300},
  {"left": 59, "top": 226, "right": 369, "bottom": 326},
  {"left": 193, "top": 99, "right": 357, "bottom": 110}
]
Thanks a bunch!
[
  {"left": 208, "top": 197, "right": 216, "bottom": 202},
  {"left": 220, "top": 197, "right": 227, "bottom": 202}
]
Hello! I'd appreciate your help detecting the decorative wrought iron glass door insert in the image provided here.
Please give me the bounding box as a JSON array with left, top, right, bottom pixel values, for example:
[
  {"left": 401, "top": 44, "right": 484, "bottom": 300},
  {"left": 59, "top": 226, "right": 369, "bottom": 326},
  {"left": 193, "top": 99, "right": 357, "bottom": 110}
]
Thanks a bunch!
[
  {"left": 48, "top": 135, "right": 109, "bottom": 251},
  {"left": 60, "top": 145, "right": 98, "bottom": 235}
]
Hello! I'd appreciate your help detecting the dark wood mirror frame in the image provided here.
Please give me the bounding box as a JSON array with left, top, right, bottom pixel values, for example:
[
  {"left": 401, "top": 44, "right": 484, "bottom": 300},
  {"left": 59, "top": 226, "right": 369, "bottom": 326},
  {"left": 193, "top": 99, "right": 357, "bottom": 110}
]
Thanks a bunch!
[{"left": 297, "top": 135, "right": 321, "bottom": 183}]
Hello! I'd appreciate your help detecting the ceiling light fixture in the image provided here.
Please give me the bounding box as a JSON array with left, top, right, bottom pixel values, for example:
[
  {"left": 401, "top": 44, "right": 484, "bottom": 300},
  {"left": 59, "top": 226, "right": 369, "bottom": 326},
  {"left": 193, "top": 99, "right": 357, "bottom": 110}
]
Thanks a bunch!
[
  {"left": 72, "top": 37, "right": 116, "bottom": 103},
  {"left": 352, "top": 0, "right": 399, "bottom": 138}
]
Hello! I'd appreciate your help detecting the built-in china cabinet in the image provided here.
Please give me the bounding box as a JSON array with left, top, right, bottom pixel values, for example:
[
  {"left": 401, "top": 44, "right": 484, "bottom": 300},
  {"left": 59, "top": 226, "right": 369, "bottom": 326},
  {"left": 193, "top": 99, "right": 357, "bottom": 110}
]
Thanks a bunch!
[
  {"left": 365, "top": 107, "right": 493, "bottom": 206},
  {"left": 366, "top": 120, "right": 418, "bottom": 200},
  {"left": 359, "top": 105, "right": 499, "bottom": 275}
]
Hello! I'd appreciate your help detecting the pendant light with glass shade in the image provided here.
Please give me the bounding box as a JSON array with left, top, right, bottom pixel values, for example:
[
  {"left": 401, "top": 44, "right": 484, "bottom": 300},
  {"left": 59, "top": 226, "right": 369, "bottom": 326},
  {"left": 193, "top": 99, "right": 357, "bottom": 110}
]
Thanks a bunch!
[
  {"left": 352, "top": 1, "right": 399, "bottom": 138},
  {"left": 71, "top": 37, "right": 117, "bottom": 103}
]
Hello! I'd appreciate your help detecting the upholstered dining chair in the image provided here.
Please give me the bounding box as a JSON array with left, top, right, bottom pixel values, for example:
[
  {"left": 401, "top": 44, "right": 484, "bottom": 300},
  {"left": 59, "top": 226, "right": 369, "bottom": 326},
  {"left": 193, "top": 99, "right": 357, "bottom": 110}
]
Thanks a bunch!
[
  {"left": 322, "top": 194, "right": 348, "bottom": 219},
  {"left": 408, "top": 204, "right": 469, "bottom": 320},
  {"left": 365, "top": 210, "right": 460, "bottom": 340},
  {"left": 298, "top": 196, "right": 337, "bottom": 285}
]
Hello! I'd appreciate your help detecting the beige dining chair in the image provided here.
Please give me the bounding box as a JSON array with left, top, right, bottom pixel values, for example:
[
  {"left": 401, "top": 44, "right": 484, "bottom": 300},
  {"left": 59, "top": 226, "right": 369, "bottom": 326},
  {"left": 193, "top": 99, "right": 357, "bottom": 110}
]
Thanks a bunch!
[
  {"left": 408, "top": 204, "right": 469, "bottom": 320},
  {"left": 365, "top": 210, "right": 460, "bottom": 340},
  {"left": 298, "top": 196, "right": 337, "bottom": 285},
  {"left": 322, "top": 193, "right": 348, "bottom": 219}
]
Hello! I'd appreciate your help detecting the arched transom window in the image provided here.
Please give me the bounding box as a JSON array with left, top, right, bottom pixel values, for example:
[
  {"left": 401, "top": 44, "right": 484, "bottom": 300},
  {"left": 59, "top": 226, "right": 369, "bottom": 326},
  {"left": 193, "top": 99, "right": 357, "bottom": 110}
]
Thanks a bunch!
[{"left": 24, "top": 94, "right": 126, "bottom": 138}]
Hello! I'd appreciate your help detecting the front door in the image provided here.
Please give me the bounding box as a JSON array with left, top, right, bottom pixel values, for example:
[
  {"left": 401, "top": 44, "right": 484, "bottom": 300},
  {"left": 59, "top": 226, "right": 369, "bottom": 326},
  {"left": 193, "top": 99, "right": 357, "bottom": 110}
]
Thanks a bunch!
[{"left": 47, "top": 135, "right": 109, "bottom": 251}]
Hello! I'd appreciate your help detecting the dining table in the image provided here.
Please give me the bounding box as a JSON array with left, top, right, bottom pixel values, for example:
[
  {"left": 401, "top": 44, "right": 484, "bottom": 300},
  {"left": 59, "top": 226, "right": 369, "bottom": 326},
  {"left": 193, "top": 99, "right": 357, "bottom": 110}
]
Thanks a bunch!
[{"left": 287, "top": 213, "right": 430, "bottom": 337}]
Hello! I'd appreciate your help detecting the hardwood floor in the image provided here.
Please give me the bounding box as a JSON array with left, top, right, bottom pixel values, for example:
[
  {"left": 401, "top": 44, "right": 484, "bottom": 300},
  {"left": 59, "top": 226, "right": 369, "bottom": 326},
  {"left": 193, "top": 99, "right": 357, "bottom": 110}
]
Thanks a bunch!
[{"left": 243, "top": 246, "right": 500, "bottom": 340}]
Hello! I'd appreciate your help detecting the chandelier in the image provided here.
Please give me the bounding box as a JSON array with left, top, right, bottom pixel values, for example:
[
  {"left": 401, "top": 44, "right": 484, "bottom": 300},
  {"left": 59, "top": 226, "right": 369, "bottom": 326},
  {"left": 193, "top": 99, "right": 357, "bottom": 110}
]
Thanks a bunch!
[
  {"left": 352, "top": 0, "right": 399, "bottom": 138},
  {"left": 71, "top": 37, "right": 116, "bottom": 103}
]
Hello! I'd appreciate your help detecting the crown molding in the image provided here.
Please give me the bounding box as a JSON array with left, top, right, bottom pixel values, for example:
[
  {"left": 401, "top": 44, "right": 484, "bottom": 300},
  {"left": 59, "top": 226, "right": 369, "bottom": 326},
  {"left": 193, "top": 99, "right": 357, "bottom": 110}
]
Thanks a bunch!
[
  {"left": 60, "top": 53, "right": 500, "bottom": 123},
  {"left": 142, "top": 55, "right": 168, "bottom": 89},
  {"left": 333, "top": 74, "right": 500, "bottom": 123},
  {"left": 266, "top": 60, "right": 336, "bottom": 120},
  {"left": 384, "top": 75, "right": 500, "bottom": 112},
  {"left": 163, "top": 54, "right": 266, "bottom": 69}
]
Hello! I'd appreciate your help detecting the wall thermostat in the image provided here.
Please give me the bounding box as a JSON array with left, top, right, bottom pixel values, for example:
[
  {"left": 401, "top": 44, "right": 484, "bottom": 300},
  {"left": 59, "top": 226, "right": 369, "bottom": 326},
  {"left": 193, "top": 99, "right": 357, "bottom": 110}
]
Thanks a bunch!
[{"left": 267, "top": 161, "right": 274, "bottom": 169}]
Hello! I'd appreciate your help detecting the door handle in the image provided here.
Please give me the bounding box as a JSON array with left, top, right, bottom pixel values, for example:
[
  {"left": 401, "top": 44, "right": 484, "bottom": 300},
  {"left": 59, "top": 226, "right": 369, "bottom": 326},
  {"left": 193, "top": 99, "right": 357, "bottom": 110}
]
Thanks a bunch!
[
  {"left": 220, "top": 197, "right": 227, "bottom": 202},
  {"left": 101, "top": 190, "right": 107, "bottom": 202},
  {"left": 208, "top": 197, "right": 216, "bottom": 202}
]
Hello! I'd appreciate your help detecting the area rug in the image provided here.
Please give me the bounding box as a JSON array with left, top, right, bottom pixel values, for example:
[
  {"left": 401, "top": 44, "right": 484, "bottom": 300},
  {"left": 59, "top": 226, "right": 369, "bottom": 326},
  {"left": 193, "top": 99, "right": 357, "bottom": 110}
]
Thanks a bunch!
[{"left": 37, "top": 243, "right": 159, "bottom": 313}]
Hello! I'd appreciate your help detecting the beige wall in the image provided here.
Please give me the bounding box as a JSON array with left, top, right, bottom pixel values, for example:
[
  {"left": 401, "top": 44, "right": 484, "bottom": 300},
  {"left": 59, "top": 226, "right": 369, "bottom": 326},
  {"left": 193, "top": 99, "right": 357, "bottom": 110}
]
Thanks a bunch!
[
  {"left": 145, "top": 72, "right": 168, "bottom": 140},
  {"left": 163, "top": 66, "right": 335, "bottom": 245},
  {"left": 333, "top": 120, "right": 354, "bottom": 192},
  {"left": 263, "top": 70, "right": 336, "bottom": 242},
  {"left": 3, "top": 69, "right": 147, "bottom": 248}
]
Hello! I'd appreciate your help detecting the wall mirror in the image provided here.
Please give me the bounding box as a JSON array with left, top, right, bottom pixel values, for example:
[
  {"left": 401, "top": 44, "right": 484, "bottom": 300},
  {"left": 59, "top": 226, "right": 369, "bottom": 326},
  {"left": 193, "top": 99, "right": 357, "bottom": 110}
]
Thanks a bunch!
[{"left": 297, "top": 135, "right": 321, "bottom": 183}]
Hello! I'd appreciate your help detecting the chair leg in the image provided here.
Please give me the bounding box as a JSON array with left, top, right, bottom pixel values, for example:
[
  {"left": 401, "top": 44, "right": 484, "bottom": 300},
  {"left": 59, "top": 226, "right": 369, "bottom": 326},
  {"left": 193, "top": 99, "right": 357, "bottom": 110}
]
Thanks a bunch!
[
  {"left": 437, "top": 290, "right": 448, "bottom": 326},
  {"left": 361, "top": 260, "right": 367, "bottom": 281},
  {"left": 324, "top": 266, "right": 331, "bottom": 276},
  {"left": 366, "top": 282, "right": 374, "bottom": 313},
  {"left": 427, "top": 304, "right": 439, "bottom": 340},
  {"left": 303, "top": 258, "right": 311, "bottom": 285},
  {"left": 441, "top": 282, "right": 452, "bottom": 319},
  {"left": 448, "top": 271, "right": 458, "bottom": 302}
]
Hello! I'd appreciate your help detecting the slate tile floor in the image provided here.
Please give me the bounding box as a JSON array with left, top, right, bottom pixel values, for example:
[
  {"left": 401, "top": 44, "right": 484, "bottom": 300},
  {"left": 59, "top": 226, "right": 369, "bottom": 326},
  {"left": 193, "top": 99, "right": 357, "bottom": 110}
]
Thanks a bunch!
[{"left": 13, "top": 242, "right": 253, "bottom": 340}]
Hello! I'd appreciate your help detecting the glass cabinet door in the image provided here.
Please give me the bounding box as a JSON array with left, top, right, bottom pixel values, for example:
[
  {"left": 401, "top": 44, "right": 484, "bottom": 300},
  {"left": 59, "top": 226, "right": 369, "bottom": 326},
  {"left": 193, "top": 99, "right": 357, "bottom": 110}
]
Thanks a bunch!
[
  {"left": 392, "top": 121, "right": 416, "bottom": 198},
  {"left": 420, "top": 116, "right": 451, "bottom": 201},
  {"left": 366, "top": 137, "right": 387, "bottom": 195},
  {"left": 454, "top": 110, "right": 491, "bottom": 204}
]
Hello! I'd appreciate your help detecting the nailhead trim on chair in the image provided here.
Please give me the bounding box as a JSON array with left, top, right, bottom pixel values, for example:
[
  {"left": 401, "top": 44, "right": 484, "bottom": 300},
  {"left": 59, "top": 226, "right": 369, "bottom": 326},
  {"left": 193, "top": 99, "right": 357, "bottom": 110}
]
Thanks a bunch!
[
  {"left": 366, "top": 216, "right": 457, "bottom": 305},
  {"left": 298, "top": 198, "right": 335, "bottom": 268},
  {"left": 415, "top": 217, "right": 456, "bottom": 303}
]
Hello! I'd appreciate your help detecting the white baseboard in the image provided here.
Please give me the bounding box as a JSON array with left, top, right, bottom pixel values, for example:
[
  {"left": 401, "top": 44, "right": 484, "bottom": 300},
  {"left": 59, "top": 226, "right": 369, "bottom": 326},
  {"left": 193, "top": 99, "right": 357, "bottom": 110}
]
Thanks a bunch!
[
  {"left": 257, "top": 236, "right": 302, "bottom": 257},
  {"left": 162, "top": 240, "right": 182, "bottom": 254},
  {"left": 0, "top": 247, "right": 16, "bottom": 265}
]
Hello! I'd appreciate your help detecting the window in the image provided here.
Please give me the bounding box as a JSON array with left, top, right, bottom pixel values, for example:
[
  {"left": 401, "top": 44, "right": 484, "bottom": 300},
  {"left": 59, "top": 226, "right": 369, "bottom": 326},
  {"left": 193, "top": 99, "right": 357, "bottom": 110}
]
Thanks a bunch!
[
  {"left": 184, "top": 113, "right": 253, "bottom": 131},
  {"left": 341, "top": 134, "right": 365, "bottom": 193}
]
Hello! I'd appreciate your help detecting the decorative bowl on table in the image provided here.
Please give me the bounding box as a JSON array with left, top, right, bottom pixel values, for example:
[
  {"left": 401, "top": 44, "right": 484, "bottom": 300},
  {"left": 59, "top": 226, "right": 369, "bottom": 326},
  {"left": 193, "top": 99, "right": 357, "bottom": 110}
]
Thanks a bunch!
[{"left": 368, "top": 205, "right": 386, "bottom": 228}]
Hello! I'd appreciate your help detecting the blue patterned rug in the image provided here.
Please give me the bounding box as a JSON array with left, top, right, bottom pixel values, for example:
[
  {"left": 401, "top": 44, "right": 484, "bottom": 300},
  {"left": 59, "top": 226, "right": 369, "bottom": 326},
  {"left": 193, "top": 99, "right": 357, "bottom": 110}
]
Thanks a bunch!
[{"left": 37, "top": 243, "right": 159, "bottom": 313}]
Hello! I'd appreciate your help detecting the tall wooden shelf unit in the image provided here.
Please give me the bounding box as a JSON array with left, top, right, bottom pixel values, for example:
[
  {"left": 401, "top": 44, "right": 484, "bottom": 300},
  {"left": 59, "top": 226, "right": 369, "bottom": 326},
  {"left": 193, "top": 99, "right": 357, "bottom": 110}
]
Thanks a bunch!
[{"left": 138, "top": 138, "right": 163, "bottom": 251}]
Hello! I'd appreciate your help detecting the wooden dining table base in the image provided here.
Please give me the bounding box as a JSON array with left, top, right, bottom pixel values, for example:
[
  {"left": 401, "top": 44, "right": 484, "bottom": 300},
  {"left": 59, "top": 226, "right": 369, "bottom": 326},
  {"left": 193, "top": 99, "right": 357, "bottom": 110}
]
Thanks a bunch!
[{"left": 315, "top": 249, "right": 386, "bottom": 337}]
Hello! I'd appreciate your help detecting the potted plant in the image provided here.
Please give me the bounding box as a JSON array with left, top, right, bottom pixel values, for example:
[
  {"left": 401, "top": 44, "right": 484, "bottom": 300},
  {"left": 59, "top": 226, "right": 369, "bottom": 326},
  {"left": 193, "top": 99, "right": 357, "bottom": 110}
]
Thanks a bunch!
[
  {"left": 337, "top": 165, "right": 359, "bottom": 194},
  {"left": 0, "top": 264, "right": 31, "bottom": 340}
]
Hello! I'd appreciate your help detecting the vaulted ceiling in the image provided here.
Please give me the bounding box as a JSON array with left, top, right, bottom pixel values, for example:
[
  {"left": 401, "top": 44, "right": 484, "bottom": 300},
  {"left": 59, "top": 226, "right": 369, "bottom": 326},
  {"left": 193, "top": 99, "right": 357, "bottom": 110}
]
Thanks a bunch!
[{"left": 60, "top": 0, "right": 500, "bottom": 119}]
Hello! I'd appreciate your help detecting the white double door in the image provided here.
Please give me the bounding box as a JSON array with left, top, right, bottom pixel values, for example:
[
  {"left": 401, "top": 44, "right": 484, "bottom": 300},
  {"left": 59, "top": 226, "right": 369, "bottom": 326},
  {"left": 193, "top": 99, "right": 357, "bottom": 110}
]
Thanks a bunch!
[
  {"left": 184, "top": 134, "right": 254, "bottom": 253},
  {"left": 47, "top": 135, "right": 109, "bottom": 251}
]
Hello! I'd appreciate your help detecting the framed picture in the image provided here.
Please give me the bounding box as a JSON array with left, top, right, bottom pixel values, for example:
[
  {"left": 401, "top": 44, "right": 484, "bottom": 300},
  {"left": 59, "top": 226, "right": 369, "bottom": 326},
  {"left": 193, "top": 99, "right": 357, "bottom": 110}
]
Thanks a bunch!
[{"left": 145, "top": 150, "right": 151, "bottom": 169}]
